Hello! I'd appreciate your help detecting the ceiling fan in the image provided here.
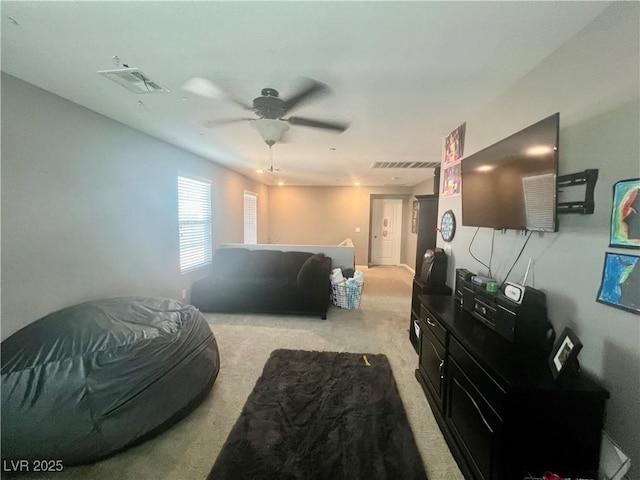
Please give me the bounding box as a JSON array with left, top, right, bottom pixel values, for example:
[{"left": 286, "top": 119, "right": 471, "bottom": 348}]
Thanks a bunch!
[{"left": 182, "top": 77, "right": 349, "bottom": 145}]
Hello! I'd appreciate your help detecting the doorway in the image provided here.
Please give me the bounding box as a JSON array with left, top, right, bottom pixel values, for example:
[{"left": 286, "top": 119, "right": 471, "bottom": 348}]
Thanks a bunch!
[{"left": 370, "top": 198, "right": 403, "bottom": 265}]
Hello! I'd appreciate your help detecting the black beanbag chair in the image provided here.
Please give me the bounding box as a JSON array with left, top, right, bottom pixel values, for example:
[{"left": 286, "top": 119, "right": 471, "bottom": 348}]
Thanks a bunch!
[{"left": 1, "top": 297, "right": 219, "bottom": 465}]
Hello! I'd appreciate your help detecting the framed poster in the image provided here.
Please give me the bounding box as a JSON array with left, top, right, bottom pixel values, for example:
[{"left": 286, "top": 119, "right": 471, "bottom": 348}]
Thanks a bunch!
[
  {"left": 443, "top": 123, "right": 466, "bottom": 168},
  {"left": 411, "top": 201, "right": 419, "bottom": 233},
  {"left": 441, "top": 163, "right": 462, "bottom": 197},
  {"left": 441, "top": 123, "right": 466, "bottom": 198},
  {"left": 609, "top": 178, "right": 640, "bottom": 249},
  {"left": 596, "top": 252, "right": 640, "bottom": 315}
]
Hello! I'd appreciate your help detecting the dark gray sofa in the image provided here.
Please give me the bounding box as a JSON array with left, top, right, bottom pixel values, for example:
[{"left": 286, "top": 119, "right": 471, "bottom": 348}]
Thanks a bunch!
[{"left": 191, "top": 248, "right": 332, "bottom": 319}]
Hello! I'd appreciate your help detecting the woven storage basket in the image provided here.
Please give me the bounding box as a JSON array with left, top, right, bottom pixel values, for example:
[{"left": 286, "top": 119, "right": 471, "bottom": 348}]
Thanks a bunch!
[{"left": 331, "top": 281, "right": 363, "bottom": 309}]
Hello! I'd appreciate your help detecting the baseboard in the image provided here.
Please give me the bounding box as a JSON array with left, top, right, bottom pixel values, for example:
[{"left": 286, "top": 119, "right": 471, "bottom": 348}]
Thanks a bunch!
[
  {"left": 362, "top": 264, "right": 414, "bottom": 272},
  {"left": 400, "top": 264, "right": 415, "bottom": 275}
]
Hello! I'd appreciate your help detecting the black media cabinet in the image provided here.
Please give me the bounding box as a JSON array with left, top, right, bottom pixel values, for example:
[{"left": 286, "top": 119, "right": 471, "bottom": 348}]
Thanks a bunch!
[
  {"left": 416, "top": 294, "right": 609, "bottom": 480},
  {"left": 409, "top": 277, "right": 451, "bottom": 353}
]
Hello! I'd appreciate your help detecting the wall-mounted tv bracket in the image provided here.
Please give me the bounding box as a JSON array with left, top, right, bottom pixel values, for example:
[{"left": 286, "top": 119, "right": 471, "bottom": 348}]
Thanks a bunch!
[{"left": 557, "top": 169, "right": 599, "bottom": 214}]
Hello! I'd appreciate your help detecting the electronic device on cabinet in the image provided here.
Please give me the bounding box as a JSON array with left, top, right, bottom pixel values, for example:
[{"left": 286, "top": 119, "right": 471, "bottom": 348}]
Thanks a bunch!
[
  {"left": 457, "top": 271, "right": 555, "bottom": 356},
  {"left": 420, "top": 248, "right": 447, "bottom": 287}
]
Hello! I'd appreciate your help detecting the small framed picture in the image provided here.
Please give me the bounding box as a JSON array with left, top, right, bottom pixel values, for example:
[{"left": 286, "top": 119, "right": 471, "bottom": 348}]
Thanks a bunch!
[{"left": 548, "top": 328, "right": 582, "bottom": 380}]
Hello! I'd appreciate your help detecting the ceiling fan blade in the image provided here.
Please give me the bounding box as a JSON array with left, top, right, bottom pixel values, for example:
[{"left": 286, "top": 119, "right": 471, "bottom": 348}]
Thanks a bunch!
[
  {"left": 203, "top": 118, "right": 254, "bottom": 128},
  {"left": 286, "top": 116, "right": 349, "bottom": 133},
  {"left": 182, "top": 77, "right": 252, "bottom": 110},
  {"left": 282, "top": 78, "right": 330, "bottom": 112}
]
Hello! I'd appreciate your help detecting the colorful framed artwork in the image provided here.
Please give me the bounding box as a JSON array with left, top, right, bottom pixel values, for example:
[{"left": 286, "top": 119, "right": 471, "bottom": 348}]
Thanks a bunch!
[
  {"left": 596, "top": 252, "right": 640, "bottom": 315},
  {"left": 609, "top": 178, "right": 640, "bottom": 249},
  {"left": 443, "top": 123, "right": 466, "bottom": 168},
  {"left": 441, "top": 163, "right": 462, "bottom": 197},
  {"left": 441, "top": 123, "right": 466, "bottom": 197}
]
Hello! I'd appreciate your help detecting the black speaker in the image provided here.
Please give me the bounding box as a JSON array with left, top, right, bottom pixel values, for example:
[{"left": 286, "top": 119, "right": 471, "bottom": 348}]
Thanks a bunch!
[
  {"left": 496, "top": 283, "right": 555, "bottom": 357},
  {"left": 420, "top": 248, "right": 447, "bottom": 287},
  {"left": 455, "top": 268, "right": 473, "bottom": 304}
]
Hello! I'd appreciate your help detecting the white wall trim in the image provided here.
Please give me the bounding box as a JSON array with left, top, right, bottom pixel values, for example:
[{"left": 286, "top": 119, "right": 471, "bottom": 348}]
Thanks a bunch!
[{"left": 400, "top": 263, "right": 415, "bottom": 275}]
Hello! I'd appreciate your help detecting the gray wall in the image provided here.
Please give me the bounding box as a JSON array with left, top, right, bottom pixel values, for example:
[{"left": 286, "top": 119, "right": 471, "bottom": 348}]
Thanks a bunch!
[
  {"left": 1, "top": 73, "right": 269, "bottom": 339},
  {"left": 436, "top": 4, "right": 640, "bottom": 475}
]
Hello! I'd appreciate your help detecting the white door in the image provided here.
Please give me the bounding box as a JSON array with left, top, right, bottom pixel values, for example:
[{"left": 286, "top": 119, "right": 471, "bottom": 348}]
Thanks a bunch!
[{"left": 371, "top": 199, "right": 403, "bottom": 265}]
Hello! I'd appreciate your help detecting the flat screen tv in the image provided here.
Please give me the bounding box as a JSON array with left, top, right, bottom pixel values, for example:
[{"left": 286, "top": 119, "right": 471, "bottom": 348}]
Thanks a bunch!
[{"left": 461, "top": 113, "right": 559, "bottom": 232}]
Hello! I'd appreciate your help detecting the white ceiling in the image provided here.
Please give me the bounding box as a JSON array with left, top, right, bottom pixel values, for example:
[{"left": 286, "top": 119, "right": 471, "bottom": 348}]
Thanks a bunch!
[{"left": 1, "top": 1, "right": 610, "bottom": 187}]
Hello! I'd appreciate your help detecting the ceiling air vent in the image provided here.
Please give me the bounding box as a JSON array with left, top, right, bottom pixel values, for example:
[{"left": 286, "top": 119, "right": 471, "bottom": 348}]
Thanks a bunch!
[
  {"left": 370, "top": 161, "right": 440, "bottom": 169},
  {"left": 98, "top": 68, "right": 169, "bottom": 94}
]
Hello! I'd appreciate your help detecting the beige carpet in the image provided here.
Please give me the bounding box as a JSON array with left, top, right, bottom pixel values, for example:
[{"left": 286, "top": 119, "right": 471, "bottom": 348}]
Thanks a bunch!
[{"left": 30, "top": 266, "right": 463, "bottom": 480}]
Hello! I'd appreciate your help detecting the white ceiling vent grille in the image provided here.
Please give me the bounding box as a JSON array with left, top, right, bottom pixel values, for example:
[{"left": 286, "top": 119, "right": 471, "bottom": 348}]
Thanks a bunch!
[
  {"left": 370, "top": 161, "right": 440, "bottom": 169},
  {"left": 98, "top": 68, "right": 169, "bottom": 94}
]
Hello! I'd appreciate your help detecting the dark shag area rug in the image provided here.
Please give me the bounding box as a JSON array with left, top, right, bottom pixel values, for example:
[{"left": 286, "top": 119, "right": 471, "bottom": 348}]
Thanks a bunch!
[{"left": 208, "top": 349, "right": 428, "bottom": 480}]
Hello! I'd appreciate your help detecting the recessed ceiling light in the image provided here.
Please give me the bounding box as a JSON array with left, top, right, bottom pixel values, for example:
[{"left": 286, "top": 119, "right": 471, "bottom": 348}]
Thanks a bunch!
[
  {"left": 278, "top": 181, "right": 284, "bottom": 187},
  {"left": 390, "top": 176, "right": 402, "bottom": 180},
  {"left": 256, "top": 169, "right": 264, "bottom": 174},
  {"left": 354, "top": 182, "right": 361, "bottom": 187}
]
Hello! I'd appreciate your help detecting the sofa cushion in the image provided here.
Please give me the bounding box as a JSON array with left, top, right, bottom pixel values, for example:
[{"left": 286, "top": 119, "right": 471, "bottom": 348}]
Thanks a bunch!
[
  {"left": 246, "top": 250, "right": 283, "bottom": 277},
  {"left": 211, "top": 248, "right": 250, "bottom": 278},
  {"left": 280, "top": 251, "right": 313, "bottom": 280},
  {"left": 296, "top": 253, "right": 326, "bottom": 289}
]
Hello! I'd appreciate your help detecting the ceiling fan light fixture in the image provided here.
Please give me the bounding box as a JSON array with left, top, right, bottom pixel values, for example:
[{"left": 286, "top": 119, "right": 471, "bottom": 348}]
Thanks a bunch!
[{"left": 253, "top": 119, "right": 290, "bottom": 145}]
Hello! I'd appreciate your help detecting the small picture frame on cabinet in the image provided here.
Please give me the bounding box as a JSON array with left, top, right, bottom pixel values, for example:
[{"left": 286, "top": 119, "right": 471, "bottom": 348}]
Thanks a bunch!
[{"left": 548, "top": 328, "right": 582, "bottom": 380}]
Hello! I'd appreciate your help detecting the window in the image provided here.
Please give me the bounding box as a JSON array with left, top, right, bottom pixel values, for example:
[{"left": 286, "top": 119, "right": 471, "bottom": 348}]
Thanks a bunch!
[
  {"left": 244, "top": 192, "right": 257, "bottom": 244},
  {"left": 178, "top": 176, "right": 212, "bottom": 273}
]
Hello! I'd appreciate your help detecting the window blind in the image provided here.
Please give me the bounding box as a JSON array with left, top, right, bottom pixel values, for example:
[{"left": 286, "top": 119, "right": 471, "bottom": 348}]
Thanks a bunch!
[
  {"left": 244, "top": 192, "right": 257, "bottom": 244},
  {"left": 178, "top": 176, "right": 212, "bottom": 273}
]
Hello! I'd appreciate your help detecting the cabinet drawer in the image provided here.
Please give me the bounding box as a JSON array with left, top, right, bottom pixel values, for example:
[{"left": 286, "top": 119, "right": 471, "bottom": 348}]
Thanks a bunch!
[
  {"left": 420, "top": 305, "right": 447, "bottom": 346},
  {"left": 447, "top": 359, "right": 502, "bottom": 480},
  {"left": 418, "top": 329, "right": 447, "bottom": 411},
  {"left": 450, "top": 338, "right": 505, "bottom": 419}
]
